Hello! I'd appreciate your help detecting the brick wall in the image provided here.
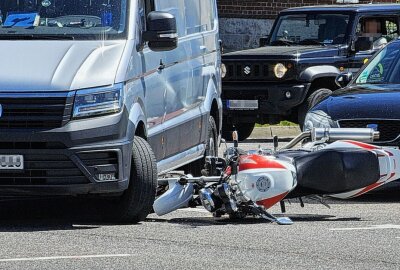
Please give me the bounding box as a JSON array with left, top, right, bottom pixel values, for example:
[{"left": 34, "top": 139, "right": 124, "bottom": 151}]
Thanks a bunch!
[
  {"left": 218, "top": 0, "right": 399, "bottom": 51},
  {"left": 218, "top": 0, "right": 398, "bottom": 19}
]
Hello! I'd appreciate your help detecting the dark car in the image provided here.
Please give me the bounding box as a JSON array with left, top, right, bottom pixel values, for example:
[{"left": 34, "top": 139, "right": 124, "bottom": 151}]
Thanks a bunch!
[
  {"left": 305, "top": 39, "right": 400, "bottom": 146},
  {"left": 222, "top": 4, "right": 400, "bottom": 140}
]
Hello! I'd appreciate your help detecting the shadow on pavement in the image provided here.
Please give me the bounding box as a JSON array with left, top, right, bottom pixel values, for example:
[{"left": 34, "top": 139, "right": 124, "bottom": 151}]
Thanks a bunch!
[
  {"left": 0, "top": 198, "right": 136, "bottom": 232},
  {"left": 148, "top": 213, "right": 362, "bottom": 227}
]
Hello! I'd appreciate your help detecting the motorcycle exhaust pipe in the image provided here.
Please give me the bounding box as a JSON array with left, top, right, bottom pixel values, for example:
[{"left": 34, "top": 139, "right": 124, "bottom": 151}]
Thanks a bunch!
[
  {"left": 281, "top": 128, "right": 379, "bottom": 150},
  {"left": 312, "top": 128, "right": 380, "bottom": 143}
]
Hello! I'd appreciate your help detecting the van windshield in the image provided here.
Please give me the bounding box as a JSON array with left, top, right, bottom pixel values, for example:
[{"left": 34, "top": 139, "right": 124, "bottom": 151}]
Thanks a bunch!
[
  {"left": 0, "top": 0, "right": 127, "bottom": 40},
  {"left": 269, "top": 13, "right": 350, "bottom": 46}
]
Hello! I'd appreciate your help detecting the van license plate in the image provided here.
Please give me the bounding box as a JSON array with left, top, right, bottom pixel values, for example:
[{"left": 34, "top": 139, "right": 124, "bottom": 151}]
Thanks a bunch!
[
  {"left": 228, "top": 100, "right": 258, "bottom": 110},
  {"left": 0, "top": 155, "right": 24, "bottom": 170}
]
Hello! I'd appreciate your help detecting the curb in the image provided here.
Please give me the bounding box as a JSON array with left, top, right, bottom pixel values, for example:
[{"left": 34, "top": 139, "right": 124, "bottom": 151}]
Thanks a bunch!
[{"left": 249, "top": 126, "right": 301, "bottom": 140}]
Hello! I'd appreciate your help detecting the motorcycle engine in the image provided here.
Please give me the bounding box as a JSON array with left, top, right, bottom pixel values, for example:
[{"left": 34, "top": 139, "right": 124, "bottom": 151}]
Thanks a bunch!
[{"left": 199, "top": 183, "right": 238, "bottom": 215}]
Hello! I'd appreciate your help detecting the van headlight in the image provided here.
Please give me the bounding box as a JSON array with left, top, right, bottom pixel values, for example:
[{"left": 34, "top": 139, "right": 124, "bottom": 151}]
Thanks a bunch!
[
  {"left": 274, "top": 63, "right": 288, "bottom": 79},
  {"left": 303, "top": 110, "right": 338, "bottom": 131},
  {"left": 73, "top": 83, "right": 124, "bottom": 119}
]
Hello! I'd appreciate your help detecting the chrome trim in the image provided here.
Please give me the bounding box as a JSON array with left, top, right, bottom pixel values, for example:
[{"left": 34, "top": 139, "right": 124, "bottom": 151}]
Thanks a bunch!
[
  {"left": 0, "top": 92, "right": 73, "bottom": 98},
  {"left": 157, "top": 144, "right": 205, "bottom": 174}
]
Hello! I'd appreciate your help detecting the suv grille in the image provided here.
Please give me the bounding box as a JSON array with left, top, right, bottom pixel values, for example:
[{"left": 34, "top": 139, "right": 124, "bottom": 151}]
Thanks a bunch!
[
  {"left": 0, "top": 153, "right": 88, "bottom": 185},
  {"left": 223, "top": 61, "right": 293, "bottom": 81},
  {"left": 339, "top": 120, "right": 400, "bottom": 142},
  {"left": 0, "top": 93, "right": 73, "bottom": 129}
]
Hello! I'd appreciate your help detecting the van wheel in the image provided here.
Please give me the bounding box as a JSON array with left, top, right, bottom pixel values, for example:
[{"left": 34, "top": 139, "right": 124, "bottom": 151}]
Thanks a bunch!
[
  {"left": 222, "top": 122, "right": 255, "bottom": 141},
  {"left": 298, "top": 88, "right": 332, "bottom": 130},
  {"left": 103, "top": 137, "right": 157, "bottom": 223},
  {"left": 205, "top": 116, "right": 218, "bottom": 158},
  {"left": 185, "top": 116, "right": 218, "bottom": 176}
]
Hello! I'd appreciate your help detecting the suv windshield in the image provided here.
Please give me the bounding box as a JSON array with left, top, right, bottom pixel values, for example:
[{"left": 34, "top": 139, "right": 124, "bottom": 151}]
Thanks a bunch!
[
  {"left": 269, "top": 13, "right": 350, "bottom": 46},
  {"left": 355, "top": 43, "right": 400, "bottom": 85},
  {"left": 0, "top": 0, "right": 127, "bottom": 40}
]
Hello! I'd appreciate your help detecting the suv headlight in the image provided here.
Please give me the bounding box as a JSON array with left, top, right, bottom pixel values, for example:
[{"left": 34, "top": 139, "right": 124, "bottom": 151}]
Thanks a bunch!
[
  {"left": 303, "top": 110, "right": 338, "bottom": 131},
  {"left": 274, "top": 63, "right": 288, "bottom": 79},
  {"left": 221, "top": 63, "right": 227, "bottom": 78},
  {"left": 73, "top": 83, "right": 124, "bottom": 119}
]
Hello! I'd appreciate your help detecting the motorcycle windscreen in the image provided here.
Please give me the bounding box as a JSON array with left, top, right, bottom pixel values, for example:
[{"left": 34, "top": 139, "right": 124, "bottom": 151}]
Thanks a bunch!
[{"left": 293, "top": 148, "right": 380, "bottom": 195}]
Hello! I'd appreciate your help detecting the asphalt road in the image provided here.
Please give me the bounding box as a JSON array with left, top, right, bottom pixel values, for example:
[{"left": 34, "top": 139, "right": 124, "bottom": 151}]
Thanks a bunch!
[{"left": 0, "top": 141, "right": 398, "bottom": 269}]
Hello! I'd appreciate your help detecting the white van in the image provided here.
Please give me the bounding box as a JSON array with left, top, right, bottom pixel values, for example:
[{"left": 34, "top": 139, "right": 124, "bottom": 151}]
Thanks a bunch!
[{"left": 0, "top": 0, "right": 222, "bottom": 222}]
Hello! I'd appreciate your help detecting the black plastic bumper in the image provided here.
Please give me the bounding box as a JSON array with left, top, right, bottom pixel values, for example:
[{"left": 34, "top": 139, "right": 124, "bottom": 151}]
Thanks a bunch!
[
  {"left": 0, "top": 109, "right": 133, "bottom": 197},
  {"left": 222, "top": 82, "right": 311, "bottom": 120}
]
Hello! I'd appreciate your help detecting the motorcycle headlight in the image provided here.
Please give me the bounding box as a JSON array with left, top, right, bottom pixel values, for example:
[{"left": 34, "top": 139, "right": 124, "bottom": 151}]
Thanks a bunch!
[
  {"left": 303, "top": 110, "right": 338, "bottom": 131},
  {"left": 274, "top": 63, "right": 288, "bottom": 79},
  {"left": 73, "top": 83, "right": 124, "bottom": 119}
]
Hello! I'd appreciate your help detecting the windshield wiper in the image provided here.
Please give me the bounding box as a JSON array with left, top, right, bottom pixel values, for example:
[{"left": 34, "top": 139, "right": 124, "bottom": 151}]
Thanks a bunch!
[
  {"left": 0, "top": 34, "right": 74, "bottom": 40},
  {"left": 270, "top": 38, "right": 295, "bottom": 46}
]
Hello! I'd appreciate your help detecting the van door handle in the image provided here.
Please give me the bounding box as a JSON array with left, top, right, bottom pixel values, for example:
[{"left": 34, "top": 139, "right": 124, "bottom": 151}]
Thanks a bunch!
[
  {"left": 200, "top": 45, "right": 207, "bottom": 52},
  {"left": 158, "top": 59, "right": 165, "bottom": 71}
]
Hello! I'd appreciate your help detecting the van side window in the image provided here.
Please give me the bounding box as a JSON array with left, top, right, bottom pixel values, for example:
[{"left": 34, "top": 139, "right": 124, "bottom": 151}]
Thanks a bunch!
[
  {"left": 185, "top": 0, "right": 214, "bottom": 34},
  {"left": 154, "top": 0, "right": 186, "bottom": 37}
]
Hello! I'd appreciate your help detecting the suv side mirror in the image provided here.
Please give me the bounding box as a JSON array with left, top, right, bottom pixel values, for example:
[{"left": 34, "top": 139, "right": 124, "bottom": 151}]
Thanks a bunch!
[
  {"left": 259, "top": 36, "right": 269, "bottom": 47},
  {"left": 335, "top": 72, "right": 353, "bottom": 88},
  {"left": 143, "top": 11, "right": 178, "bottom": 52},
  {"left": 354, "top": 37, "right": 373, "bottom": 52}
]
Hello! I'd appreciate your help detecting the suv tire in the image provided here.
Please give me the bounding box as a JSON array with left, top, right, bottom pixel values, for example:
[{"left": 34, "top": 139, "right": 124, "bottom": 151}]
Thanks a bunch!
[{"left": 298, "top": 88, "right": 332, "bottom": 130}]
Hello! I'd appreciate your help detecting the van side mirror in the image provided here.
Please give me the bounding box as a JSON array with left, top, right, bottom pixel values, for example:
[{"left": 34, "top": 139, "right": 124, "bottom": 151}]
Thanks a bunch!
[
  {"left": 143, "top": 11, "right": 178, "bottom": 52},
  {"left": 335, "top": 72, "right": 353, "bottom": 88},
  {"left": 259, "top": 36, "right": 269, "bottom": 47}
]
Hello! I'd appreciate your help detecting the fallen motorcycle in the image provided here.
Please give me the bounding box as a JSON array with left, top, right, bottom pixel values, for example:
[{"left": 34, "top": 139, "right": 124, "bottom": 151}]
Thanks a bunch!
[{"left": 154, "top": 128, "right": 400, "bottom": 225}]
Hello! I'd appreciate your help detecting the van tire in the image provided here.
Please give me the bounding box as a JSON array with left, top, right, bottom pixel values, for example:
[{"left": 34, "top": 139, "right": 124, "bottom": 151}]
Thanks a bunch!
[
  {"left": 206, "top": 116, "right": 218, "bottom": 158},
  {"left": 105, "top": 137, "right": 157, "bottom": 223},
  {"left": 298, "top": 88, "right": 332, "bottom": 130},
  {"left": 184, "top": 116, "right": 218, "bottom": 176},
  {"left": 222, "top": 122, "right": 255, "bottom": 141}
]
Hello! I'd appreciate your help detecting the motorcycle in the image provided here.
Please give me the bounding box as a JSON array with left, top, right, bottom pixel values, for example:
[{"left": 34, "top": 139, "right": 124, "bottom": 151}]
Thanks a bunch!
[{"left": 154, "top": 128, "right": 400, "bottom": 225}]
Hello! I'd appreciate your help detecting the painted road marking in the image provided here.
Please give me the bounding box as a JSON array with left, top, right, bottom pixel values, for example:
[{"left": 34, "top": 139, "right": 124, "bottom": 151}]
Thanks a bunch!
[
  {"left": 0, "top": 254, "right": 131, "bottom": 262},
  {"left": 331, "top": 224, "right": 400, "bottom": 231}
]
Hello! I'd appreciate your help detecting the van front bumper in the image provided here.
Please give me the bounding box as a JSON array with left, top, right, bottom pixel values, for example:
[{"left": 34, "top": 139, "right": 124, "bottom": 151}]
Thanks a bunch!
[{"left": 0, "top": 109, "right": 133, "bottom": 197}]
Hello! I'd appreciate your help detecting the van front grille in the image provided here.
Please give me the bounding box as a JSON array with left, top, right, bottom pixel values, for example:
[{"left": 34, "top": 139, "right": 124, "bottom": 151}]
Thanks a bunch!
[
  {"left": 0, "top": 153, "right": 88, "bottom": 185},
  {"left": 0, "top": 93, "right": 73, "bottom": 129}
]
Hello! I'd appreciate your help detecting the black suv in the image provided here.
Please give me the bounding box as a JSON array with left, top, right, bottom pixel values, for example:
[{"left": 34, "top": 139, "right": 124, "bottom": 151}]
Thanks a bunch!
[{"left": 221, "top": 4, "right": 400, "bottom": 140}]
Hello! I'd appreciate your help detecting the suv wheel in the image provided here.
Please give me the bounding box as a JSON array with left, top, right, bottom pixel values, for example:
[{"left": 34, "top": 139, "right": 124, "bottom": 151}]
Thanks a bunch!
[
  {"left": 222, "top": 122, "right": 255, "bottom": 141},
  {"left": 298, "top": 88, "right": 332, "bottom": 130},
  {"left": 102, "top": 137, "right": 157, "bottom": 223}
]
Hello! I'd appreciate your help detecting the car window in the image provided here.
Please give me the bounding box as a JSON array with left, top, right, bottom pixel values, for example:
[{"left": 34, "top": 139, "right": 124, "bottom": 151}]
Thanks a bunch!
[
  {"left": 154, "top": 0, "right": 186, "bottom": 37},
  {"left": 355, "top": 16, "right": 399, "bottom": 51},
  {"left": 0, "top": 0, "right": 128, "bottom": 40},
  {"left": 185, "top": 0, "right": 214, "bottom": 35},
  {"left": 355, "top": 44, "right": 400, "bottom": 84},
  {"left": 270, "top": 13, "right": 350, "bottom": 45}
]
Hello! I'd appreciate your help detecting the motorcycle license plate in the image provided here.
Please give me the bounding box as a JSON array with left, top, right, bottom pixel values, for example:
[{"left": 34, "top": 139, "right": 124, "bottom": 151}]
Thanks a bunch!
[
  {"left": 0, "top": 155, "right": 24, "bottom": 170},
  {"left": 228, "top": 100, "right": 258, "bottom": 110}
]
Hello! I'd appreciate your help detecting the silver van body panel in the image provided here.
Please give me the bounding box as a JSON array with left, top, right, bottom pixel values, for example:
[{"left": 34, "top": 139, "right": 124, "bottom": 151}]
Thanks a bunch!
[
  {"left": 0, "top": 0, "right": 221, "bottom": 195},
  {"left": 0, "top": 41, "right": 126, "bottom": 91}
]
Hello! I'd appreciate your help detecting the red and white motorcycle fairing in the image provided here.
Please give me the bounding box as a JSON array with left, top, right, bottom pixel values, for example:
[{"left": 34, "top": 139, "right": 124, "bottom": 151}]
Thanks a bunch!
[
  {"left": 326, "top": 140, "right": 400, "bottom": 199},
  {"left": 236, "top": 155, "right": 296, "bottom": 210},
  {"left": 235, "top": 140, "right": 400, "bottom": 210}
]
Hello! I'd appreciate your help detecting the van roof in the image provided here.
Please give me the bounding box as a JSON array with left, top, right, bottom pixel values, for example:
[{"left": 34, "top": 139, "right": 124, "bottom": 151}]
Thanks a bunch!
[{"left": 282, "top": 4, "right": 400, "bottom": 14}]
